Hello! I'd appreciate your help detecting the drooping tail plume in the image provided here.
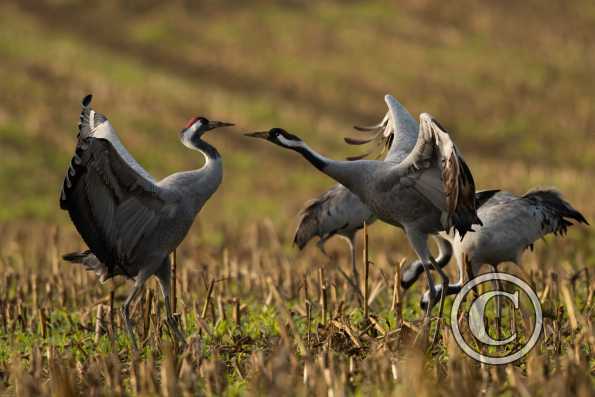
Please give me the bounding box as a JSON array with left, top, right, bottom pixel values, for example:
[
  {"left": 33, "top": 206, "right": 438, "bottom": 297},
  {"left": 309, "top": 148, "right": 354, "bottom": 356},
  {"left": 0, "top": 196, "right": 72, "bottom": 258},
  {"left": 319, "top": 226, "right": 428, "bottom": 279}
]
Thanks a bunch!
[
  {"left": 62, "top": 250, "right": 109, "bottom": 283},
  {"left": 522, "top": 188, "right": 589, "bottom": 236}
]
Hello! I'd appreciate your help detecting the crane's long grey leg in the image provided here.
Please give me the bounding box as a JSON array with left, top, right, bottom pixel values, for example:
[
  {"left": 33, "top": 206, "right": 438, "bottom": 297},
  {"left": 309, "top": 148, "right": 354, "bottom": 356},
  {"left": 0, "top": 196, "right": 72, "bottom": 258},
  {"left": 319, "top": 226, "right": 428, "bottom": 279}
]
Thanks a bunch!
[
  {"left": 316, "top": 236, "right": 331, "bottom": 258},
  {"left": 429, "top": 257, "right": 450, "bottom": 345},
  {"left": 331, "top": 235, "right": 363, "bottom": 304},
  {"left": 346, "top": 234, "right": 360, "bottom": 292},
  {"left": 155, "top": 259, "right": 186, "bottom": 346},
  {"left": 406, "top": 230, "right": 449, "bottom": 345},
  {"left": 122, "top": 276, "right": 147, "bottom": 351},
  {"left": 419, "top": 246, "right": 464, "bottom": 310},
  {"left": 401, "top": 236, "right": 453, "bottom": 290}
]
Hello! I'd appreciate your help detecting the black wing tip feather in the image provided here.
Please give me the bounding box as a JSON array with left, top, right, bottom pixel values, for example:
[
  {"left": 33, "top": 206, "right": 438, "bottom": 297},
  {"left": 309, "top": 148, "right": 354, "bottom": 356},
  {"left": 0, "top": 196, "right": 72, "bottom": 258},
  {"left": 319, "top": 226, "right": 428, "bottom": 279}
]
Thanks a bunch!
[
  {"left": 475, "top": 189, "right": 500, "bottom": 208},
  {"left": 344, "top": 136, "right": 375, "bottom": 145},
  {"left": 449, "top": 154, "right": 482, "bottom": 238},
  {"left": 458, "top": 156, "right": 475, "bottom": 187},
  {"left": 82, "top": 94, "right": 93, "bottom": 107},
  {"left": 292, "top": 235, "right": 307, "bottom": 250},
  {"left": 62, "top": 250, "right": 92, "bottom": 263},
  {"left": 346, "top": 152, "right": 370, "bottom": 161},
  {"left": 524, "top": 188, "right": 590, "bottom": 229},
  {"left": 60, "top": 140, "right": 90, "bottom": 210}
]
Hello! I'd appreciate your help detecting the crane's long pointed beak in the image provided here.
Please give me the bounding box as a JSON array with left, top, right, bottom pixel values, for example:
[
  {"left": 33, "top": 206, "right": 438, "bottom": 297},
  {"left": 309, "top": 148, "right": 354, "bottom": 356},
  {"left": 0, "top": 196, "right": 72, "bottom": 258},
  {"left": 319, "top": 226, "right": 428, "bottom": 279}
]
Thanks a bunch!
[
  {"left": 208, "top": 121, "right": 234, "bottom": 130},
  {"left": 244, "top": 131, "right": 269, "bottom": 139}
]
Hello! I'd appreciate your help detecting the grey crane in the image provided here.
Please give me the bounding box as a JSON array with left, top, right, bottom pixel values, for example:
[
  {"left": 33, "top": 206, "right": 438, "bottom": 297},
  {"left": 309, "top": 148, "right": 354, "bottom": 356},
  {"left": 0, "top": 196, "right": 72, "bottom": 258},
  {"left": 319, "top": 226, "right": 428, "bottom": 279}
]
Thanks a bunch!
[
  {"left": 60, "top": 95, "right": 233, "bottom": 348},
  {"left": 402, "top": 189, "right": 588, "bottom": 329},
  {"left": 293, "top": 97, "right": 454, "bottom": 294},
  {"left": 245, "top": 94, "right": 482, "bottom": 338},
  {"left": 293, "top": 183, "right": 376, "bottom": 292},
  {"left": 342, "top": 96, "right": 466, "bottom": 293}
]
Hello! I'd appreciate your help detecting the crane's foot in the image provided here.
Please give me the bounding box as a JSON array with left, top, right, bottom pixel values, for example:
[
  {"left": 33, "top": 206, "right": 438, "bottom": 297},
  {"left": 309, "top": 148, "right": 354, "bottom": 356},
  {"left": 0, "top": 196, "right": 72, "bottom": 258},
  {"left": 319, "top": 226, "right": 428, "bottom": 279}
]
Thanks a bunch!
[
  {"left": 429, "top": 280, "right": 448, "bottom": 347},
  {"left": 413, "top": 313, "right": 431, "bottom": 350},
  {"left": 429, "top": 258, "right": 449, "bottom": 348},
  {"left": 413, "top": 290, "right": 435, "bottom": 349}
]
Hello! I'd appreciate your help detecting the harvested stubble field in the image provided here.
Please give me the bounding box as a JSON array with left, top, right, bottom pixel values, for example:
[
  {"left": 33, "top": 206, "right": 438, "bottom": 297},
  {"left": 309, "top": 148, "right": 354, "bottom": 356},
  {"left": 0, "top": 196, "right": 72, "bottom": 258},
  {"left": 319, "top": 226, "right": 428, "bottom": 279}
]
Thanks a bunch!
[{"left": 0, "top": 1, "right": 594, "bottom": 396}]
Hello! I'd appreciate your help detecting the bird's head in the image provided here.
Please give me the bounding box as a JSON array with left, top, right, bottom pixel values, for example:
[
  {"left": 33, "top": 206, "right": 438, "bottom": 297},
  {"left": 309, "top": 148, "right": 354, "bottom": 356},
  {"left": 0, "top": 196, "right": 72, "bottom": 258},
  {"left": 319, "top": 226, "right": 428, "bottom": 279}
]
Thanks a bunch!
[
  {"left": 244, "top": 127, "right": 304, "bottom": 149},
  {"left": 180, "top": 116, "right": 233, "bottom": 146}
]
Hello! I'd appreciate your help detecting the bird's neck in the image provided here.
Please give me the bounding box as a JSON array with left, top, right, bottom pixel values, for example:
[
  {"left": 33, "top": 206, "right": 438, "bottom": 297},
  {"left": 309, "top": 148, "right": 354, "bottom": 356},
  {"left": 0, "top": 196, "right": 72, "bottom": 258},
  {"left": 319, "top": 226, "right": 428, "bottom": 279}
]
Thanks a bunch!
[
  {"left": 286, "top": 141, "right": 365, "bottom": 192},
  {"left": 191, "top": 135, "right": 221, "bottom": 163},
  {"left": 186, "top": 136, "right": 223, "bottom": 196}
]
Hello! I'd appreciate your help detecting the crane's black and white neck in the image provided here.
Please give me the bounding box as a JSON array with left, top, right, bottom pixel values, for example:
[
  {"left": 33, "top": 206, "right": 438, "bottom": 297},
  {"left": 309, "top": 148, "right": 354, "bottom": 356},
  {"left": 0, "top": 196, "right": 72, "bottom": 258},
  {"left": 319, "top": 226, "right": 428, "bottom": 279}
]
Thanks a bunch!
[{"left": 245, "top": 128, "right": 371, "bottom": 191}]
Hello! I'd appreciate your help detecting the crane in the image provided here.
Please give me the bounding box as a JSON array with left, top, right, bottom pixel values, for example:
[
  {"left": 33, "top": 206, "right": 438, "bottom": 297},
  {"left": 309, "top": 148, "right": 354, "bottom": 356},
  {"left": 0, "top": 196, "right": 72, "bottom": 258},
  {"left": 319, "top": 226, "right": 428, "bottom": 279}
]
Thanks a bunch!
[
  {"left": 399, "top": 189, "right": 587, "bottom": 335},
  {"left": 60, "top": 94, "right": 233, "bottom": 348},
  {"left": 293, "top": 183, "right": 376, "bottom": 293},
  {"left": 406, "top": 190, "right": 587, "bottom": 317},
  {"left": 245, "top": 95, "right": 482, "bottom": 340}
]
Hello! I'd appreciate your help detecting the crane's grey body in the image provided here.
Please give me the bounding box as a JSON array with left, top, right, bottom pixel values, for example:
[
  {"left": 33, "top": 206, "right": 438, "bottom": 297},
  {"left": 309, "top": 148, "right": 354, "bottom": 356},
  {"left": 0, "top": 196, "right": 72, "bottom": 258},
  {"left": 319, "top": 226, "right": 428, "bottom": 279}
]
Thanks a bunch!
[
  {"left": 405, "top": 189, "right": 588, "bottom": 309},
  {"left": 60, "top": 95, "right": 231, "bottom": 347},
  {"left": 335, "top": 96, "right": 480, "bottom": 239},
  {"left": 246, "top": 94, "right": 482, "bottom": 338},
  {"left": 294, "top": 183, "right": 376, "bottom": 293},
  {"left": 294, "top": 183, "right": 376, "bottom": 251}
]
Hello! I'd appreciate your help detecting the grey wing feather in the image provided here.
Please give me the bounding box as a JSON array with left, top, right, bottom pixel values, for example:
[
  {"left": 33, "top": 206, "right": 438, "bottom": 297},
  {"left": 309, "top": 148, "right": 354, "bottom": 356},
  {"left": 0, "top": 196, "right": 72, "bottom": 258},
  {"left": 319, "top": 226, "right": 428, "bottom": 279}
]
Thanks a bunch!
[
  {"left": 520, "top": 188, "right": 588, "bottom": 236},
  {"left": 458, "top": 189, "right": 588, "bottom": 264},
  {"left": 60, "top": 96, "right": 173, "bottom": 276},
  {"left": 294, "top": 184, "right": 375, "bottom": 249},
  {"left": 62, "top": 250, "right": 110, "bottom": 283},
  {"left": 382, "top": 95, "right": 420, "bottom": 162},
  {"left": 383, "top": 113, "right": 480, "bottom": 237},
  {"left": 347, "top": 95, "right": 418, "bottom": 162}
]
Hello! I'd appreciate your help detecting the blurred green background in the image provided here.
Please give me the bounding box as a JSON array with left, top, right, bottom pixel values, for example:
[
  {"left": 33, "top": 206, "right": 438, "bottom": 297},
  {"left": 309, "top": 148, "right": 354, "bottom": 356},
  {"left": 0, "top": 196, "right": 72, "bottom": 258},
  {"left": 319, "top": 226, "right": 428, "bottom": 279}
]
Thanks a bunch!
[{"left": 1, "top": 0, "right": 593, "bottom": 242}]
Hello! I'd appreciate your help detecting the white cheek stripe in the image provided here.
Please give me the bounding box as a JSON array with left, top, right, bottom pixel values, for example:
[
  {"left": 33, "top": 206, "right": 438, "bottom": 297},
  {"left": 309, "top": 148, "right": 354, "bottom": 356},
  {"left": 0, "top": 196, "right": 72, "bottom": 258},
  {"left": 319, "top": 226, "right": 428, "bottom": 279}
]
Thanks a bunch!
[
  {"left": 181, "top": 131, "right": 195, "bottom": 150},
  {"left": 278, "top": 135, "right": 303, "bottom": 148}
]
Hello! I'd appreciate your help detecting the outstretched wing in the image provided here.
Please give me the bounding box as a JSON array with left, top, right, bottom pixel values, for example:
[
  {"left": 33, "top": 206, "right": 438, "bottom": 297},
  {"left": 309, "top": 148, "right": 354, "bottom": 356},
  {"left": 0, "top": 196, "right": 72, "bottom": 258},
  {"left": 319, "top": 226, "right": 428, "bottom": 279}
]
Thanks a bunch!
[
  {"left": 347, "top": 95, "right": 419, "bottom": 162},
  {"left": 60, "top": 95, "right": 175, "bottom": 274},
  {"left": 293, "top": 184, "right": 375, "bottom": 249},
  {"left": 382, "top": 113, "right": 480, "bottom": 237}
]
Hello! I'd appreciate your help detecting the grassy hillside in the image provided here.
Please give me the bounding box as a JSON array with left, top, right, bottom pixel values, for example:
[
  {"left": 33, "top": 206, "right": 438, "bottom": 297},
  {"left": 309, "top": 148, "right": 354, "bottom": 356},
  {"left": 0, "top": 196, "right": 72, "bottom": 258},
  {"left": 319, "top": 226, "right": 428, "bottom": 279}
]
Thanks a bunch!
[{"left": 0, "top": 1, "right": 594, "bottom": 229}]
